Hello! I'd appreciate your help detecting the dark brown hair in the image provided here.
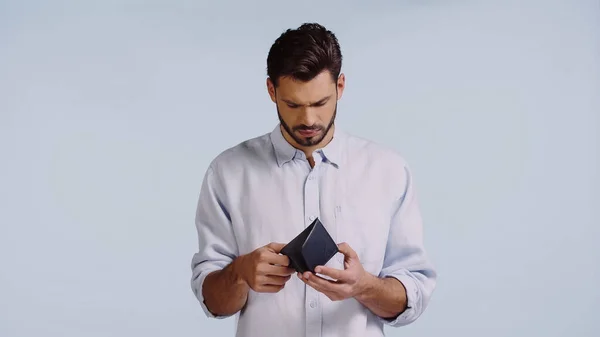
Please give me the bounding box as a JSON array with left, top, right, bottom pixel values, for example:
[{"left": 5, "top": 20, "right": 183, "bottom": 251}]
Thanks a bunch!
[{"left": 267, "top": 23, "right": 342, "bottom": 87}]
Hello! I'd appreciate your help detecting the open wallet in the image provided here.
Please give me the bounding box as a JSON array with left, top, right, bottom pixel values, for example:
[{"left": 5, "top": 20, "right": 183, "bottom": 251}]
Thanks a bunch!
[{"left": 280, "top": 218, "right": 339, "bottom": 273}]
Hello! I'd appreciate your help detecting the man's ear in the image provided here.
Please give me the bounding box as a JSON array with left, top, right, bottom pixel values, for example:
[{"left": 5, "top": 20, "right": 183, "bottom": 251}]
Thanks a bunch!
[
  {"left": 336, "top": 73, "right": 346, "bottom": 100},
  {"left": 266, "top": 77, "right": 277, "bottom": 103}
]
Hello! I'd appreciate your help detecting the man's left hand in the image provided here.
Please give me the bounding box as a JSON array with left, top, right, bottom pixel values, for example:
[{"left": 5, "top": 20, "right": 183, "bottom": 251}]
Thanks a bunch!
[{"left": 298, "top": 242, "right": 372, "bottom": 301}]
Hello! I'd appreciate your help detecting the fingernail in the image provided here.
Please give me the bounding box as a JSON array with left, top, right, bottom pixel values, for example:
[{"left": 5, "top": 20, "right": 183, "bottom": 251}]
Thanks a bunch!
[{"left": 315, "top": 267, "right": 321, "bottom": 273}]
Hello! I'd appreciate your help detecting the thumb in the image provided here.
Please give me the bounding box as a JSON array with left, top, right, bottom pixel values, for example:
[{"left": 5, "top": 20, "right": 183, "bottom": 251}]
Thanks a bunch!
[{"left": 337, "top": 242, "right": 358, "bottom": 259}]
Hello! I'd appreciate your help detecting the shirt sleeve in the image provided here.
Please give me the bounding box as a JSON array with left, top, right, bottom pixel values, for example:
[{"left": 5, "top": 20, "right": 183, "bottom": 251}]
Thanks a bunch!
[
  {"left": 378, "top": 164, "right": 437, "bottom": 327},
  {"left": 190, "top": 164, "right": 239, "bottom": 319}
]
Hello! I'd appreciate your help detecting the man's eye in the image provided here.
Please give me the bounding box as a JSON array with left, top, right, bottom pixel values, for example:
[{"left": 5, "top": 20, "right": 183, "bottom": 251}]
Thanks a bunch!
[{"left": 287, "top": 104, "right": 299, "bottom": 109}]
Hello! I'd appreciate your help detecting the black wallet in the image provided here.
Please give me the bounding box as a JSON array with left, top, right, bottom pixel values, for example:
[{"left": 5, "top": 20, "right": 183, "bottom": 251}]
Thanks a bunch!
[{"left": 280, "top": 218, "right": 339, "bottom": 273}]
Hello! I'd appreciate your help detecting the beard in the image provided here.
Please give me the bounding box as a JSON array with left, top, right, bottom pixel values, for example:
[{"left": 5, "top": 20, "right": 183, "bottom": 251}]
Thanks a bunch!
[{"left": 277, "top": 103, "right": 337, "bottom": 147}]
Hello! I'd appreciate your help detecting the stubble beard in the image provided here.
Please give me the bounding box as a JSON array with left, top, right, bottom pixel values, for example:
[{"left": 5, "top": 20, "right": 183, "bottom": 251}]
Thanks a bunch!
[{"left": 277, "top": 104, "right": 337, "bottom": 148}]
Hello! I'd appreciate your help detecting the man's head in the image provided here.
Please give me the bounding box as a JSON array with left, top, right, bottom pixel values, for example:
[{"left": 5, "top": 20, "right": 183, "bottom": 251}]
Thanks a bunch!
[{"left": 266, "top": 23, "right": 345, "bottom": 150}]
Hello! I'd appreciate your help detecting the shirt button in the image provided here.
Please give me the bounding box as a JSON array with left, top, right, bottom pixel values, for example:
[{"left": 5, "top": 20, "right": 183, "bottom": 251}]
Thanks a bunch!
[
  {"left": 309, "top": 215, "right": 316, "bottom": 221},
  {"left": 309, "top": 301, "right": 316, "bottom": 308}
]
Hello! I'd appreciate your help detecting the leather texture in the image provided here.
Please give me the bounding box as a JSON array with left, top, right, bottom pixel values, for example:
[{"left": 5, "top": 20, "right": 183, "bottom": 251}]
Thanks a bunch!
[{"left": 281, "top": 218, "right": 339, "bottom": 273}]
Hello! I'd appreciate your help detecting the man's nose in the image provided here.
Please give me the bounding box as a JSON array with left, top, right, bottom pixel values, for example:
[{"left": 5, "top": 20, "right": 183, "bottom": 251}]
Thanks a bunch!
[{"left": 297, "top": 107, "right": 318, "bottom": 127}]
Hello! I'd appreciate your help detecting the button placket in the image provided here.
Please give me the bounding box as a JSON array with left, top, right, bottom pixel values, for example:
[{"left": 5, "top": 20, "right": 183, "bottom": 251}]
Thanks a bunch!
[{"left": 304, "top": 164, "right": 321, "bottom": 337}]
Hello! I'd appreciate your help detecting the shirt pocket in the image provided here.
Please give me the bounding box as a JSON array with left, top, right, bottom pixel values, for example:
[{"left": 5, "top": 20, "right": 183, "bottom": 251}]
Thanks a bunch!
[{"left": 334, "top": 203, "right": 390, "bottom": 275}]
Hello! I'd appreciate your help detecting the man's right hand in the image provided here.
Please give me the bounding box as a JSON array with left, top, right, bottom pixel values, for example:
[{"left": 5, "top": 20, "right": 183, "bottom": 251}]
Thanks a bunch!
[{"left": 236, "top": 242, "right": 295, "bottom": 293}]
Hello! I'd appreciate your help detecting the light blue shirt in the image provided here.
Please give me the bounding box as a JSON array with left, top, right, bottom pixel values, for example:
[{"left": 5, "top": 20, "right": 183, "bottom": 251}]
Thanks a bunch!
[{"left": 191, "top": 124, "right": 437, "bottom": 337}]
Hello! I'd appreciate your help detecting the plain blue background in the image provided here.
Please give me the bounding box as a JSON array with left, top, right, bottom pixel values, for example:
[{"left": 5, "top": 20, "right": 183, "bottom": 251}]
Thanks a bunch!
[{"left": 1, "top": 1, "right": 598, "bottom": 336}]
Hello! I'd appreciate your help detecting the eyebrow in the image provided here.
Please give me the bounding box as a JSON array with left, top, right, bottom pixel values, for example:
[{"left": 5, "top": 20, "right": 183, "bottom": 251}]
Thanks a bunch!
[{"left": 282, "top": 95, "right": 332, "bottom": 107}]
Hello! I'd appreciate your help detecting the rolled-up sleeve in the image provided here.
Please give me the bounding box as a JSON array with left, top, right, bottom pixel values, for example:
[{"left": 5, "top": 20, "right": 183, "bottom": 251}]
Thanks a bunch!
[
  {"left": 378, "top": 164, "right": 437, "bottom": 327},
  {"left": 190, "top": 164, "right": 238, "bottom": 319}
]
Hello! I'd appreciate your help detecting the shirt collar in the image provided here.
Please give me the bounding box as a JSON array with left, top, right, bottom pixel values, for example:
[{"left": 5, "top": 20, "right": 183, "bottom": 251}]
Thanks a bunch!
[{"left": 269, "top": 124, "right": 344, "bottom": 168}]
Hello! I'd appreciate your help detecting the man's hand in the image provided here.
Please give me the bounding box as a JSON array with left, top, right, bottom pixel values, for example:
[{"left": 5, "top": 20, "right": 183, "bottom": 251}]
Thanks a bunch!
[
  {"left": 298, "top": 242, "right": 409, "bottom": 319},
  {"left": 236, "top": 242, "right": 296, "bottom": 293},
  {"left": 297, "top": 242, "right": 371, "bottom": 301}
]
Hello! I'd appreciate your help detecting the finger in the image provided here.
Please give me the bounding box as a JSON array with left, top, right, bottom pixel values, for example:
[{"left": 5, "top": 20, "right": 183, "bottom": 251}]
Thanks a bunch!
[
  {"left": 314, "top": 265, "right": 346, "bottom": 281},
  {"left": 261, "top": 274, "right": 291, "bottom": 286},
  {"left": 302, "top": 272, "right": 340, "bottom": 293},
  {"left": 337, "top": 242, "right": 358, "bottom": 259},
  {"left": 261, "top": 264, "right": 295, "bottom": 277},
  {"left": 266, "top": 242, "right": 286, "bottom": 253},
  {"left": 298, "top": 273, "right": 325, "bottom": 292},
  {"left": 262, "top": 251, "right": 290, "bottom": 267}
]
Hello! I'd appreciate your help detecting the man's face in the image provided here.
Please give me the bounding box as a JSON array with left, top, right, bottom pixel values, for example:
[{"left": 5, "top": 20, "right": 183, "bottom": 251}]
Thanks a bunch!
[{"left": 268, "top": 71, "right": 345, "bottom": 148}]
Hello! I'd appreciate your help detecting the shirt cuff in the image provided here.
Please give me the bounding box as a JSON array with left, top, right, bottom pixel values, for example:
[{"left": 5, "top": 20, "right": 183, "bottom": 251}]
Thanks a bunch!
[{"left": 379, "top": 272, "right": 420, "bottom": 327}]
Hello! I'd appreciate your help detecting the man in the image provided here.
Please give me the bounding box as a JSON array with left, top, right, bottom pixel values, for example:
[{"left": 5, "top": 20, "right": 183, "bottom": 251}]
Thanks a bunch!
[{"left": 190, "top": 23, "right": 437, "bottom": 337}]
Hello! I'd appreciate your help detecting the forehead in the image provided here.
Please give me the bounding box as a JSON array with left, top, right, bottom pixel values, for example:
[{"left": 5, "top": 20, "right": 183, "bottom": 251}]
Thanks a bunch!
[{"left": 276, "top": 71, "right": 336, "bottom": 103}]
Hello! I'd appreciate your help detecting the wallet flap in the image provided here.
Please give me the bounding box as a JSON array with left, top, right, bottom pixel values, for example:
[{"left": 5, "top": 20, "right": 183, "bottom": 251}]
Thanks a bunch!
[
  {"left": 301, "top": 218, "right": 339, "bottom": 273},
  {"left": 280, "top": 222, "right": 315, "bottom": 273}
]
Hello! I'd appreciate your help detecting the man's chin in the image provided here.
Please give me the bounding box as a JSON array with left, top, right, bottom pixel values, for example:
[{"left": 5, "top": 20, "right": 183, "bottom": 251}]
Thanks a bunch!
[{"left": 295, "top": 132, "right": 323, "bottom": 146}]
